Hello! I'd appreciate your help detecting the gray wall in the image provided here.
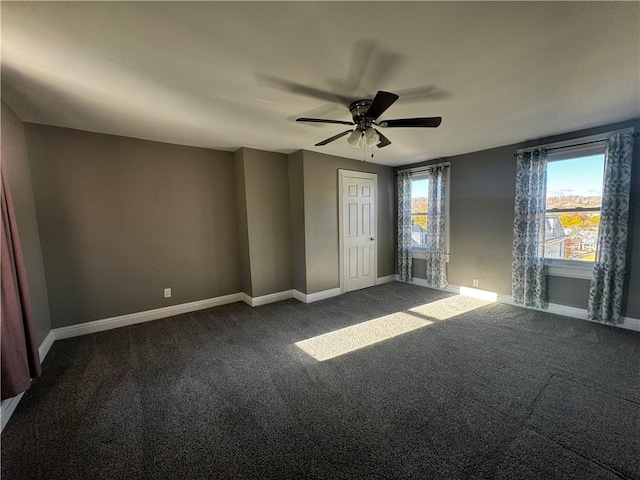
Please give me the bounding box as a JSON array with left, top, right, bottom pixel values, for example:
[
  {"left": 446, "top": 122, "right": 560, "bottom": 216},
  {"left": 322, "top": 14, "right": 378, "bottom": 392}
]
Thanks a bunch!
[
  {"left": 300, "top": 150, "right": 395, "bottom": 294},
  {"left": 623, "top": 121, "right": 640, "bottom": 318},
  {"left": 288, "top": 151, "right": 306, "bottom": 294},
  {"left": 238, "top": 148, "right": 293, "bottom": 298},
  {"left": 447, "top": 144, "right": 517, "bottom": 293},
  {"left": 234, "top": 149, "right": 252, "bottom": 296},
  {"left": 402, "top": 119, "right": 640, "bottom": 318},
  {"left": 19, "top": 112, "right": 635, "bottom": 328},
  {"left": 547, "top": 277, "right": 590, "bottom": 309},
  {"left": 24, "top": 124, "right": 241, "bottom": 328},
  {"left": 18, "top": 120, "right": 393, "bottom": 326},
  {"left": 1, "top": 102, "right": 51, "bottom": 344}
]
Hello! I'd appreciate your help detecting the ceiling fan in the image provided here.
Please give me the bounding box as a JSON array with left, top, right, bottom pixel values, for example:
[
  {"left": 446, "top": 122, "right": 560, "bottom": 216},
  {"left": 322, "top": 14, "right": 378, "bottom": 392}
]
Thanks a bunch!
[{"left": 296, "top": 90, "right": 442, "bottom": 149}]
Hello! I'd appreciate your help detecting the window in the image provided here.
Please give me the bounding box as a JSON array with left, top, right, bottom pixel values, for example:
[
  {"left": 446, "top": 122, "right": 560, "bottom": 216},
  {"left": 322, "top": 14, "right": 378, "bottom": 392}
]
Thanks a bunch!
[
  {"left": 516, "top": 128, "right": 633, "bottom": 285},
  {"left": 411, "top": 177, "right": 429, "bottom": 248},
  {"left": 544, "top": 152, "right": 604, "bottom": 264},
  {"left": 533, "top": 137, "right": 609, "bottom": 279},
  {"left": 408, "top": 166, "right": 450, "bottom": 259}
]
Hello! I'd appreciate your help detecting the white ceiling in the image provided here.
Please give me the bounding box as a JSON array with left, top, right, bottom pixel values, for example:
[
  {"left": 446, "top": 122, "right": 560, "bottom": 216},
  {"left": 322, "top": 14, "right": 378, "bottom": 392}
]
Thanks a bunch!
[{"left": 2, "top": 2, "right": 639, "bottom": 166}]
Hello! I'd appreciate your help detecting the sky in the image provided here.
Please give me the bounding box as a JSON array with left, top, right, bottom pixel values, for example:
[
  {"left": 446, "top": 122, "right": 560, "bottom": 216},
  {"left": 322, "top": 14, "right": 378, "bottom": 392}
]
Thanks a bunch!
[
  {"left": 411, "top": 154, "right": 605, "bottom": 199},
  {"left": 413, "top": 178, "right": 428, "bottom": 197},
  {"left": 546, "top": 154, "right": 604, "bottom": 197}
]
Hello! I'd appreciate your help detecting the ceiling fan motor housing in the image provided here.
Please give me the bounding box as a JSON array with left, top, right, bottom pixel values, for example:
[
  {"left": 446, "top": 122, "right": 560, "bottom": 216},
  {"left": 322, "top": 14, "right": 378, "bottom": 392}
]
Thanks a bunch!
[{"left": 349, "top": 99, "right": 374, "bottom": 129}]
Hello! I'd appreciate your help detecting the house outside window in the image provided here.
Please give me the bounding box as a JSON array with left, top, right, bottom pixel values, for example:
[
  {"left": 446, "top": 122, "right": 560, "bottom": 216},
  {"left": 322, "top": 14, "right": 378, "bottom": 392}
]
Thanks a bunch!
[{"left": 544, "top": 216, "right": 568, "bottom": 259}]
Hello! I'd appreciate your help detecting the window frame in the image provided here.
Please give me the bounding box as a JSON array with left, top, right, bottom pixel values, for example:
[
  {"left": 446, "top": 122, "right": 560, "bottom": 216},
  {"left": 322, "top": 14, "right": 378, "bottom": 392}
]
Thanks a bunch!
[
  {"left": 409, "top": 166, "right": 450, "bottom": 261},
  {"left": 543, "top": 140, "right": 606, "bottom": 279},
  {"left": 410, "top": 175, "right": 429, "bottom": 252}
]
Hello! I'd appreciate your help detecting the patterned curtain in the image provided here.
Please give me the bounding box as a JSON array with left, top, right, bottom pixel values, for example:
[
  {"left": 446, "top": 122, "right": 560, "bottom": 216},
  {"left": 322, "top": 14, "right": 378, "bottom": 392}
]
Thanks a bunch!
[
  {"left": 587, "top": 132, "right": 634, "bottom": 323},
  {"left": 424, "top": 164, "right": 449, "bottom": 288},
  {"left": 397, "top": 171, "right": 413, "bottom": 281},
  {"left": 512, "top": 148, "right": 547, "bottom": 308}
]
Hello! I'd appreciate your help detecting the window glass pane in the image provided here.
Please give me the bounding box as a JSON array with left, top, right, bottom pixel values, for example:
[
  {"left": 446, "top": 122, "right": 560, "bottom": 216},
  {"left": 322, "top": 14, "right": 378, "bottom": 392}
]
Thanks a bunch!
[
  {"left": 545, "top": 154, "right": 604, "bottom": 262},
  {"left": 411, "top": 179, "right": 428, "bottom": 247},
  {"left": 546, "top": 154, "right": 604, "bottom": 209},
  {"left": 545, "top": 212, "right": 600, "bottom": 261}
]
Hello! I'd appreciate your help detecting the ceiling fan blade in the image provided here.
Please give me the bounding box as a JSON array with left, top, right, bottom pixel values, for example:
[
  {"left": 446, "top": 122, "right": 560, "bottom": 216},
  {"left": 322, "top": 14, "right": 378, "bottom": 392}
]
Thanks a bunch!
[
  {"left": 255, "top": 74, "right": 353, "bottom": 105},
  {"left": 342, "top": 38, "right": 376, "bottom": 94},
  {"left": 366, "top": 49, "right": 406, "bottom": 93},
  {"left": 297, "top": 117, "right": 355, "bottom": 126},
  {"left": 315, "top": 129, "right": 354, "bottom": 146},
  {"left": 395, "top": 85, "right": 451, "bottom": 102},
  {"left": 379, "top": 117, "right": 442, "bottom": 128},
  {"left": 374, "top": 129, "right": 391, "bottom": 148},
  {"left": 365, "top": 91, "right": 399, "bottom": 120}
]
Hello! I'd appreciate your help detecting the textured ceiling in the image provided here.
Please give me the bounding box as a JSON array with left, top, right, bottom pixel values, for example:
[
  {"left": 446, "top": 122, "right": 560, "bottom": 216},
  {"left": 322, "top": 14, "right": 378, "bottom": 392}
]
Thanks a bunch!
[{"left": 2, "top": 2, "right": 639, "bottom": 166}]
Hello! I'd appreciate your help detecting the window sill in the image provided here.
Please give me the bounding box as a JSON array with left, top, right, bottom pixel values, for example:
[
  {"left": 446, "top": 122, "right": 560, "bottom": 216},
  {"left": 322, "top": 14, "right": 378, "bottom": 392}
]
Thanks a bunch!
[{"left": 545, "top": 259, "right": 593, "bottom": 280}]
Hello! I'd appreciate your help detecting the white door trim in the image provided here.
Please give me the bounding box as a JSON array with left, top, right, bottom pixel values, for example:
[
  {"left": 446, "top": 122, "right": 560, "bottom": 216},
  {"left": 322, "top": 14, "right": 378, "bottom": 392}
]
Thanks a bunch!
[{"left": 338, "top": 169, "right": 378, "bottom": 294}]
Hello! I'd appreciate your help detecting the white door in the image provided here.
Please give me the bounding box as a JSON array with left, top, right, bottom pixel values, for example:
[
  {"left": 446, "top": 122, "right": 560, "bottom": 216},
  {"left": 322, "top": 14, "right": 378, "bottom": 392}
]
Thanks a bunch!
[{"left": 339, "top": 170, "right": 377, "bottom": 292}]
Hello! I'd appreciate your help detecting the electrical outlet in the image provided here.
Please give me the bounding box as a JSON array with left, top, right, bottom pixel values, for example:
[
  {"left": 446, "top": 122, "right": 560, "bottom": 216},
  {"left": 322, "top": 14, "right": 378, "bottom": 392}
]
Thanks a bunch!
[
  {"left": 472, "top": 279, "right": 479, "bottom": 287},
  {"left": 164, "top": 288, "right": 171, "bottom": 298}
]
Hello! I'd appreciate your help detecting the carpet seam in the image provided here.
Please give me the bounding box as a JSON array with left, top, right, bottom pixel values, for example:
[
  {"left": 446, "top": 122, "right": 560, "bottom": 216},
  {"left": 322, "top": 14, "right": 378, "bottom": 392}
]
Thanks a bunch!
[
  {"left": 482, "top": 372, "right": 558, "bottom": 479},
  {"left": 526, "top": 424, "right": 634, "bottom": 480},
  {"left": 549, "top": 374, "right": 640, "bottom": 407},
  {"left": 523, "top": 374, "right": 637, "bottom": 480}
]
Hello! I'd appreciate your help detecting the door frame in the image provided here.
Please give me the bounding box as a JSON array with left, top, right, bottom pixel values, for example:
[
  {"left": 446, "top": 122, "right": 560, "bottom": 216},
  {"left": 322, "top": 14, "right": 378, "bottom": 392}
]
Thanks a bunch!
[{"left": 338, "top": 169, "right": 378, "bottom": 294}]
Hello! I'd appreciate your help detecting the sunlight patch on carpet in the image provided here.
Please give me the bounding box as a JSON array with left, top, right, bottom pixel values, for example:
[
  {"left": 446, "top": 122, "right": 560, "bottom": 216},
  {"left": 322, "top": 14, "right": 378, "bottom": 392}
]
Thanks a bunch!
[
  {"left": 296, "top": 294, "right": 494, "bottom": 361},
  {"left": 408, "top": 294, "right": 494, "bottom": 320},
  {"left": 295, "top": 311, "right": 432, "bottom": 361}
]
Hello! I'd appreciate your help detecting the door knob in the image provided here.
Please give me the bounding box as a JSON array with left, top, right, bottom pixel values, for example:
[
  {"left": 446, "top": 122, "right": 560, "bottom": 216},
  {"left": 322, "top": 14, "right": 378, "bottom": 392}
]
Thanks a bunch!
[{"left": 369, "top": 237, "right": 375, "bottom": 241}]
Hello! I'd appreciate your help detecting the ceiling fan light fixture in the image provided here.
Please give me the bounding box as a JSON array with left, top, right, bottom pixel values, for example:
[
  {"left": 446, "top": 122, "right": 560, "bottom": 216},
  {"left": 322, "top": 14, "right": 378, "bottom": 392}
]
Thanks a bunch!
[
  {"left": 347, "top": 129, "right": 364, "bottom": 148},
  {"left": 365, "top": 127, "right": 380, "bottom": 146}
]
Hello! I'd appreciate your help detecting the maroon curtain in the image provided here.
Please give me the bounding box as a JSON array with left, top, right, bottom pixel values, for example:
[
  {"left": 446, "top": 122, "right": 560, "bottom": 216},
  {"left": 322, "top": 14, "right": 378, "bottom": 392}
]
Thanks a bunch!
[{"left": 1, "top": 167, "right": 41, "bottom": 400}]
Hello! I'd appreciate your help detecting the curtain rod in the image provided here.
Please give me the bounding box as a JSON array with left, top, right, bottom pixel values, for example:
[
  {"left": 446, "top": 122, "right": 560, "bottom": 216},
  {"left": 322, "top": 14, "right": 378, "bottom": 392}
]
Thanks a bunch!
[
  {"left": 547, "top": 138, "right": 605, "bottom": 152},
  {"left": 395, "top": 161, "right": 450, "bottom": 176},
  {"left": 515, "top": 128, "right": 637, "bottom": 157}
]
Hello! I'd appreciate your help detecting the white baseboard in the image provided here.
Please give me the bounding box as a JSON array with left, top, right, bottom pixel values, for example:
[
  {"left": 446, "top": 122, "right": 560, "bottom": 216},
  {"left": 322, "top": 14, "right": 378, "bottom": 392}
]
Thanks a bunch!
[
  {"left": 307, "top": 287, "right": 342, "bottom": 303},
  {"left": 240, "top": 293, "right": 252, "bottom": 306},
  {"left": 543, "top": 302, "right": 587, "bottom": 320},
  {"left": 408, "top": 277, "right": 430, "bottom": 288},
  {"left": 529, "top": 302, "right": 639, "bottom": 332},
  {"left": 1, "top": 328, "right": 56, "bottom": 433},
  {"left": 293, "top": 287, "right": 342, "bottom": 304},
  {"left": 53, "top": 293, "right": 244, "bottom": 341},
  {"left": 618, "top": 317, "right": 640, "bottom": 331},
  {"left": 376, "top": 275, "right": 396, "bottom": 285},
  {"left": 398, "top": 276, "right": 640, "bottom": 332},
  {"left": 242, "top": 290, "right": 294, "bottom": 307},
  {"left": 1, "top": 392, "right": 25, "bottom": 432},
  {"left": 291, "top": 276, "right": 394, "bottom": 304},
  {"left": 49, "top": 285, "right": 348, "bottom": 343},
  {"left": 38, "top": 330, "right": 55, "bottom": 363}
]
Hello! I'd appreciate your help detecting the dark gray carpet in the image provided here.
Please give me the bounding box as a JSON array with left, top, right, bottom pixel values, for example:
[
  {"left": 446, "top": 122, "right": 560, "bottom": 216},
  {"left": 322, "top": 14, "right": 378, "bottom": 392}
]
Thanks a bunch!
[{"left": 2, "top": 282, "right": 639, "bottom": 479}]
